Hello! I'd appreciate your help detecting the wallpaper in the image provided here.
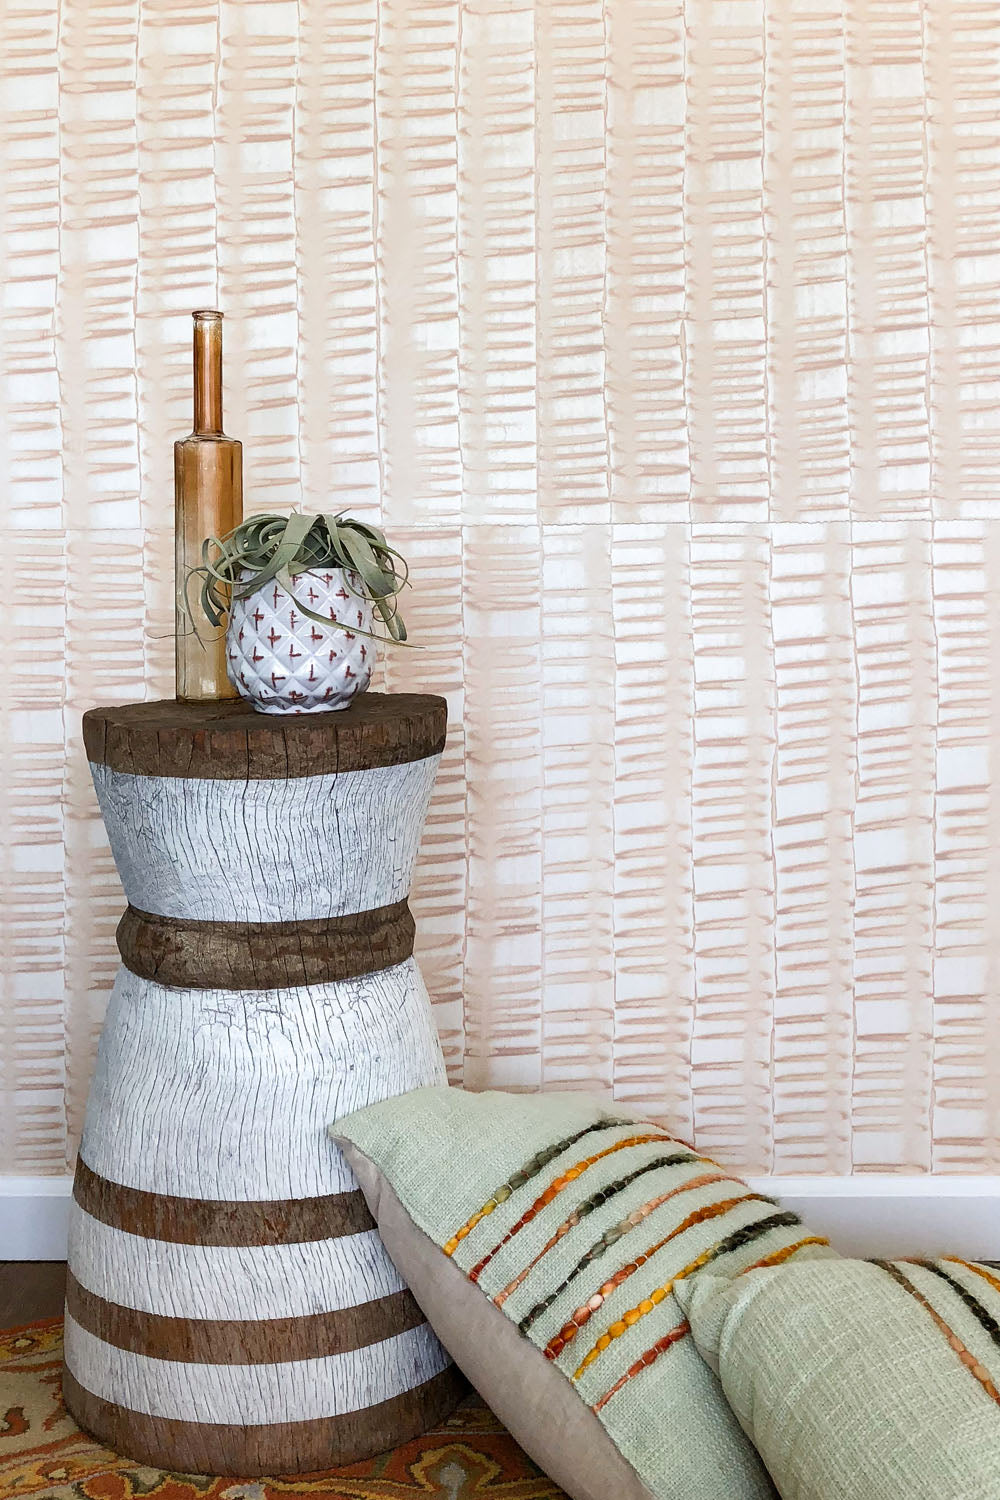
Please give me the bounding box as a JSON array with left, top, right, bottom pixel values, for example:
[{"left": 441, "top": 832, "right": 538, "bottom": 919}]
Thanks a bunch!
[{"left": 3, "top": 0, "right": 1000, "bottom": 1179}]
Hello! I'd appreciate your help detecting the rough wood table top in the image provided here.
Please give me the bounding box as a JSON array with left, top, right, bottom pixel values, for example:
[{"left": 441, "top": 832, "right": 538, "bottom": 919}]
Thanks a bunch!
[{"left": 83, "top": 693, "right": 448, "bottom": 779}]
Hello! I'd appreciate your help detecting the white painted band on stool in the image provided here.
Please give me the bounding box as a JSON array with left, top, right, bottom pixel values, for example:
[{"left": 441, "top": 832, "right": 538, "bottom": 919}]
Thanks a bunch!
[
  {"left": 64, "top": 1314, "right": 451, "bottom": 1425},
  {"left": 69, "top": 1211, "right": 407, "bottom": 1321},
  {"left": 78, "top": 959, "right": 445, "bottom": 1201},
  {"left": 90, "top": 755, "right": 441, "bottom": 923}
]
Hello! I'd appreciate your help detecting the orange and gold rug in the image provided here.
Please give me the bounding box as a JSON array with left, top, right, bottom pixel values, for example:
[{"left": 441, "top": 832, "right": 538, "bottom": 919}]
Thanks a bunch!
[{"left": 0, "top": 1320, "right": 566, "bottom": 1500}]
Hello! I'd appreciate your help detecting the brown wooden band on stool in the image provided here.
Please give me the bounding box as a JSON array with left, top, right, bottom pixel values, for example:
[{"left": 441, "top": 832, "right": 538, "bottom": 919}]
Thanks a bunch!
[
  {"left": 66, "top": 1272, "right": 426, "bottom": 1365},
  {"left": 83, "top": 693, "right": 447, "bottom": 779},
  {"left": 116, "top": 899, "right": 415, "bottom": 990},
  {"left": 62, "top": 1366, "right": 469, "bottom": 1477},
  {"left": 73, "top": 1158, "right": 375, "bottom": 1246}
]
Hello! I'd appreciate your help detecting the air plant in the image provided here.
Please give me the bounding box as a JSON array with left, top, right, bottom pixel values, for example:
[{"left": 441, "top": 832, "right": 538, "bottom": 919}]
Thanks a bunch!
[{"left": 188, "top": 511, "right": 410, "bottom": 644}]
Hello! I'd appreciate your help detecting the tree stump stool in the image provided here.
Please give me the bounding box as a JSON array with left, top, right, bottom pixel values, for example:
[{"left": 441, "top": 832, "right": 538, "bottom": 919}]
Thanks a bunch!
[{"left": 63, "top": 695, "right": 463, "bottom": 1476}]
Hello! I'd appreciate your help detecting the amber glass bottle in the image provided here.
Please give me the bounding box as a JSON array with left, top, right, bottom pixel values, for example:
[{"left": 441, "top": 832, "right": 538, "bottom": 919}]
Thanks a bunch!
[{"left": 174, "top": 310, "right": 243, "bottom": 701}]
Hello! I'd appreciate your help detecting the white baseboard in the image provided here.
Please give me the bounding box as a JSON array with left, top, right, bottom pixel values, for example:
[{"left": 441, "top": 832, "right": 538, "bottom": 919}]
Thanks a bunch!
[
  {"left": 750, "top": 1175, "right": 1000, "bottom": 1260},
  {"left": 2, "top": 1174, "right": 999, "bottom": 1261},
  {"left": 1, "top": 1177, "right": 74, "bottom": 1259}
]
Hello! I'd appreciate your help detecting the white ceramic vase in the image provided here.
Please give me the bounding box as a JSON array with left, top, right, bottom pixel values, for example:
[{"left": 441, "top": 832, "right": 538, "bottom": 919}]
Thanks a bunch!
[{"left": 227, "top": 567, "right": 375, "bottom": 714}]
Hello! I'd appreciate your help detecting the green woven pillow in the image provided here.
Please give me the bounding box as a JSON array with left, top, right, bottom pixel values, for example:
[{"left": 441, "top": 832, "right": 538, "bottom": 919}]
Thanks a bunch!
[
  {"left": 677, "top": 1254, "right": 1000, "bottom": 1500},
  {"left": 332, "top": 1086, "right": 830, "bottom": 1500}
]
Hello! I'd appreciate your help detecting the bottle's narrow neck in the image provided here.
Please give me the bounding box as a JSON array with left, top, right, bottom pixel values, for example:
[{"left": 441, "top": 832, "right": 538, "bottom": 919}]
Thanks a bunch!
[{"left": 193, "top": 312, "right": 223, "bottom": 434}]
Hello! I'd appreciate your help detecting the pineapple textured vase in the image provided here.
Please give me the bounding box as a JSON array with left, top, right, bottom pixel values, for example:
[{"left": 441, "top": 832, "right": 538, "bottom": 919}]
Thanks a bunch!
[
  {"left": 63, "top": 695, "right": 463, "bottom": 1476},
  {"left": 227, "top": 568, "right": 375, "bottom": 714}
]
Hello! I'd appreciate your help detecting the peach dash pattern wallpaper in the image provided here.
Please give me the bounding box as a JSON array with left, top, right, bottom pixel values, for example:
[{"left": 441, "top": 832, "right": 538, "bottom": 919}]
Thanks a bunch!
[{"left": 3, "top": 0, "right": 1000, "bottom": 1181}]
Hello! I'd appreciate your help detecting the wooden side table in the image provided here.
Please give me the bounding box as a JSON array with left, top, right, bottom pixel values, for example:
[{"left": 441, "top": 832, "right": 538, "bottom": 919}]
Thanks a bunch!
[{"left": 63, "top": 695, "right": 464, "bottom": 1476}]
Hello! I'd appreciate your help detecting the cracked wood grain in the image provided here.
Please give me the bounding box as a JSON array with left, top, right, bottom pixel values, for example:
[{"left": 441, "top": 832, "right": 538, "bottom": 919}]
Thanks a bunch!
[{"left": 65, "top": 696, "right": 457, "bottom": 1473}]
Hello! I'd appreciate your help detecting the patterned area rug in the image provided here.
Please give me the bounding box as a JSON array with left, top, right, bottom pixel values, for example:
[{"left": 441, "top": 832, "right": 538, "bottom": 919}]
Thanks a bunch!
[{"left": 1, "top": 1320, "right": 566, "bottom": 1499}]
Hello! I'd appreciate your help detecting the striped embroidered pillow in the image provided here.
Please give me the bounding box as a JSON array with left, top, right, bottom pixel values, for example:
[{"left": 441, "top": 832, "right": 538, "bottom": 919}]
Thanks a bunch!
[
  {"left": 333, "top": 1086, "right": 830, "bottom": 1500},
  {"left": 677, "top": 1253, "right": 1000, "bottom": 1499}
]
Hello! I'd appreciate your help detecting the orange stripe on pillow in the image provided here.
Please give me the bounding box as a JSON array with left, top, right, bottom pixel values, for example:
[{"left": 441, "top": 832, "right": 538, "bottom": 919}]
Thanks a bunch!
[
  {"left": 440, "top": 1120, "right": 631, "bottom": 1257},
  {"left": 872, "top": 1260, "right": 1000, "bottom": 1409},
  {"left": 544, "top": 1193, "right": 767, "bottom": 1362},
  {"left": 462, "top": 1134, "right": 674, "bottom": 1278},
  {"left": 738, "top": 1236, "right": 829, "bottom": 1275},
  {"left": 944, "top": 1257, "right": 1000, "bottom": 1302},
  {"left": 592, "top": 1321, "right": 690, "bottom": 1414},
  {"left": 568, "top": 1209, "right": 803, "bottom": 1378},
  {"left": 497, "top": 1170, "right": 732, "bottom": 1311},
  {"left": 572, "top": 1250, "right": 714, "bottom": 1378}
]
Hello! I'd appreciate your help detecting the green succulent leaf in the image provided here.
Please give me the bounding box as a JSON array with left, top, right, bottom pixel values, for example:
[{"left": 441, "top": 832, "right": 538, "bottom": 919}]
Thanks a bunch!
[{"left": 185, "top": 511, "right": 413, "bottom": 647}]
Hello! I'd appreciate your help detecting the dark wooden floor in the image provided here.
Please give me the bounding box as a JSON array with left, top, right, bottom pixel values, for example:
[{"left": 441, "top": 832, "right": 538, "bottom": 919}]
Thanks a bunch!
[{"left": 0, "top": 1262, "right": 66, "bottom": 1326}]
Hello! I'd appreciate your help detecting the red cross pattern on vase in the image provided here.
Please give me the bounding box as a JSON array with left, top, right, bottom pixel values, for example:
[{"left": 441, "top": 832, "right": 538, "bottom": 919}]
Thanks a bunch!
[{"left": 226, "top": 567, "right": 375, "bottom": 714}]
